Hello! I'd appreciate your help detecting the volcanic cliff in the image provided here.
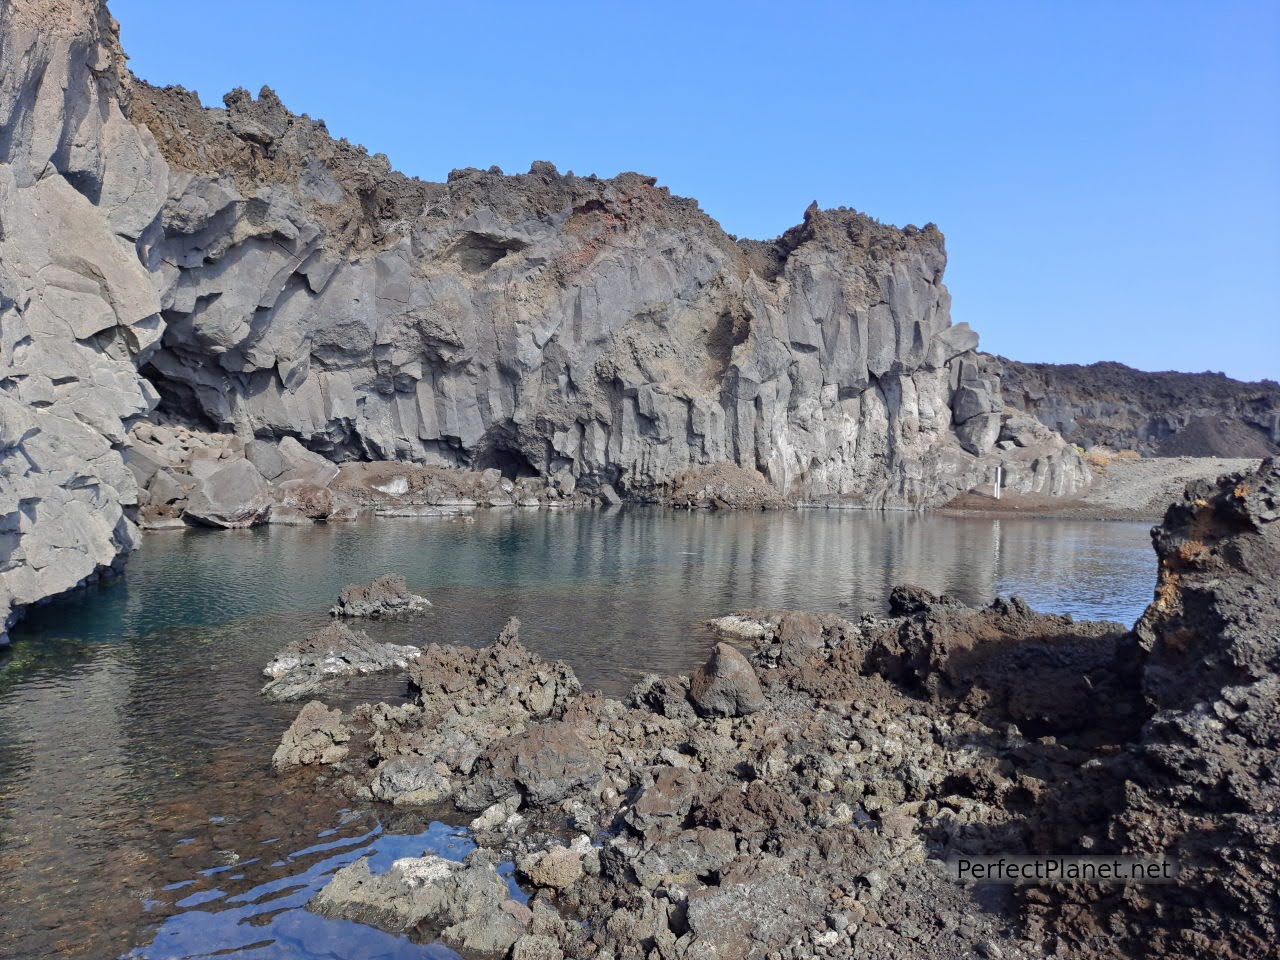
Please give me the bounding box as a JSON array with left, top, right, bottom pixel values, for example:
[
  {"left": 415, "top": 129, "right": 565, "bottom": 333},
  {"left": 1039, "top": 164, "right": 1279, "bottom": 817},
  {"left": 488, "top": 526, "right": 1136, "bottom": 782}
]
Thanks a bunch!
[
  {"left": 0, "top": 0, "right": 1087, "bottom": 638},
  {"left": 999, "top": 359, "right": 1280, "bottom": 457}
]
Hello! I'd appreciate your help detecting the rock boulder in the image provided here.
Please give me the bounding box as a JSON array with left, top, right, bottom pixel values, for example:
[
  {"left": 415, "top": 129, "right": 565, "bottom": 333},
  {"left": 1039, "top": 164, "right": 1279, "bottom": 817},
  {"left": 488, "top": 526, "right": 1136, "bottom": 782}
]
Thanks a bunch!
[{"left": 688, "top": 642, "right": 765, "bottom": 718}]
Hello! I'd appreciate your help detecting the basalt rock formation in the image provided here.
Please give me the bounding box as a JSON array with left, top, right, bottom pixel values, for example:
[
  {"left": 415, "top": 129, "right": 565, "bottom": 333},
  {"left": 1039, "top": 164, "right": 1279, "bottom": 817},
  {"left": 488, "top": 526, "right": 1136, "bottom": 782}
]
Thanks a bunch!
[
  {"left": 0, "top": 0, "right": 1088, "bottom": 641},
  {"left": 999, "top": 358, "right": 1280, "bottom": 457}
]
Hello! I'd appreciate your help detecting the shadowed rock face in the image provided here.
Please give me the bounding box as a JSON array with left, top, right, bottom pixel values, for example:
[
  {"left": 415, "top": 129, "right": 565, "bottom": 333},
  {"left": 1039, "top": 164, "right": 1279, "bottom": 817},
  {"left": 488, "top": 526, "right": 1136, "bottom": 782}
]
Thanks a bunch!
[
  {"left": 0, "top": 0, "right": 1088, "bottom": 638},
  {"left": 999, "top": 358, "right": 1280, "bottom": 457},
  {"left": 1030, "top": 459, "right": 1280, "bottom": 960}
]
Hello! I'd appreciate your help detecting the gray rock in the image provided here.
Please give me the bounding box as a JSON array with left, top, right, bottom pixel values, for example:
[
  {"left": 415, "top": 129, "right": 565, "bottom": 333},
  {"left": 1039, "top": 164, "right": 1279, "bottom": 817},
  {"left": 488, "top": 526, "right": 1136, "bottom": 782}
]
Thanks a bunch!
[
  {"left": 183, "top": 458, "right": 272, "bottom": 528},
  {"left": 1000, "top": 358, "right": 1280, "bottom": 457},
  {"left": 510, "top": 934, "right": 563, "bottom": 960},
  {"left": 245, "top": 439, "right": 287, "bottom": 481},
  {"left": 277, "top": 435, "right": 339, "bottom": 486},
  {"left": 309, "top": 853, "right": 521, "bottom": 954},
  {"left": 270, "top": 479, "right": 355, "bottom": 522},
  {"left": 955, "top": 413, "right": 1002, "bottom": 456},
  {"left": 369, "top": 756, "right": 453, "bottom": 806},
  {"left": 148, "top": 469, "right": 189, "bottom": 506},
  {"left": 0, "top": 0, "right": 1091, "bottom": 636},
  {"left": 516, "top": 845, "right": 583, "bottom": 891},
  {"left": 688, "top": 642, "right": 765, "bottom": 718},
  {"left": 261, "top": 621, "right": 419, "bottom": 702}
]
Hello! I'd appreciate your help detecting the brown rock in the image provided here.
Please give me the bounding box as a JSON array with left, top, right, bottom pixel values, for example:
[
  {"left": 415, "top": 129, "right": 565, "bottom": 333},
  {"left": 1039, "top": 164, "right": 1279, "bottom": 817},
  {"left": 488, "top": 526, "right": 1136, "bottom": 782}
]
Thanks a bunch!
[{"left": 272, "top": 700, "right": 349, "bottom": 770}]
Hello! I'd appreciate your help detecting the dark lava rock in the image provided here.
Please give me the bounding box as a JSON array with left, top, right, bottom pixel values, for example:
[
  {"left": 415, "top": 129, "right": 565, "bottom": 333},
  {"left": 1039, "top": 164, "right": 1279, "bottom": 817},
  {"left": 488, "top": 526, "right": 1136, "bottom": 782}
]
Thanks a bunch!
[
  {"left": 458, "top": 719, "right": 606, "bottom": 811},
  {"left": 626, "top": 673, "right": 696, "bottom": 721},
  {"left": 688, "top": 642, "right": 765, "bottom": 718},
  {"left": 1034, "top": 458, "right": 1280, "bottom": 960},
  {"left": 999, "top": 358, "right": 1280, "bottom": 456},
  {"left": 272, "top": 462, "right": 1280, "bottom": 960}
]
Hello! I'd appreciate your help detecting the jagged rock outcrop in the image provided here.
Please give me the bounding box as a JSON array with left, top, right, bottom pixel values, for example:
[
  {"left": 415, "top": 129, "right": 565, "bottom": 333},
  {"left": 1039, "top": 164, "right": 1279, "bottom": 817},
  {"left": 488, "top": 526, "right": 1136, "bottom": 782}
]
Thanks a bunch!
[
  {"left": 330, "top": 574, "right": 430, "bottom": 619},
  {"left": 131, "top": 76, "right": 1087, "bottom": 509},
  {"left": 279, "top": 466, "right": 1278, "bottom": 959},
  {"left": 1027, "top": 459, "right": 1280, "bottom": 959},
  {"left": 0, "top": 0, "right": 1088, "bottom": 641},
  {"left": 999, "top": 358, "right": 1280, "bottom": 457}
]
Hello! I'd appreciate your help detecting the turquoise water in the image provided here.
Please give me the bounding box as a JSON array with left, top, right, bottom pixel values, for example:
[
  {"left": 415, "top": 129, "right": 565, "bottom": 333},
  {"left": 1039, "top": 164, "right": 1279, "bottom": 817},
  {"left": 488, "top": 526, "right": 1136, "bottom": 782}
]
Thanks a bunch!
[{"left": 0, "top": 507, "right": 1155, "bottom": 959}]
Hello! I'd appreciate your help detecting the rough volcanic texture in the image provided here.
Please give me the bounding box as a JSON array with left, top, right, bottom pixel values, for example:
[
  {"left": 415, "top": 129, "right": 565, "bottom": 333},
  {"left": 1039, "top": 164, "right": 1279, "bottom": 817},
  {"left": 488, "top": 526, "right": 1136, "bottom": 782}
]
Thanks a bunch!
[
  {"left": 0, "top": 0, "right": 1088, "bottom": 642},
  {"left": 999, "top": 358, "right": 1280, "bottom": 457},
  {"left": 131, "top": 79, "right": 1085, "bottom": 510},
  {"left": 1028, "top": 459, "right": 1280, "bottom": 960},
  {"left": 284, "top": 595, "right": 1139, "bottom": 960},
  {"left": 274, "top": 462, "right": 1280, "bottom": 960},
  {"left": 330, "top": 574, "right": 430, "bottom": 619},
  {"left": 261, "top": 621, "right": 420, "bottom": 702}
]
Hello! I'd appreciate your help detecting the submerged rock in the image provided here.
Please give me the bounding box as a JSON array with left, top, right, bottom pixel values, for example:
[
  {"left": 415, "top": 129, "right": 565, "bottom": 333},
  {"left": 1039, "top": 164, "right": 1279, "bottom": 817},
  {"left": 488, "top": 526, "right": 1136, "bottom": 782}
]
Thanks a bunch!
[
  {"left": 310, "top": 852, "right": 522, "bottom": 955},
  {"left": 330, "top": 575, "right": 430, "bottom": 618},
  {"left": 261, "top": 621, "right": 419, "bottom": 702}
]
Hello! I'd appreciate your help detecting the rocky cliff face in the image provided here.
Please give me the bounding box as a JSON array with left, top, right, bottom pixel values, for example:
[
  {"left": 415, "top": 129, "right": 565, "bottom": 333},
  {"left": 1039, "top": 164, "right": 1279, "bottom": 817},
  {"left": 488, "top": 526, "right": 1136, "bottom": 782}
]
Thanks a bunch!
[
  {"left": 0, "top": 0, "right": 168, "bottom": 642},
  {"left": 0, "top": 0, "right": 1088, "bottom": 640},
  {"left": 999, "top": 358, "right": 1280, "bottom": 457}
]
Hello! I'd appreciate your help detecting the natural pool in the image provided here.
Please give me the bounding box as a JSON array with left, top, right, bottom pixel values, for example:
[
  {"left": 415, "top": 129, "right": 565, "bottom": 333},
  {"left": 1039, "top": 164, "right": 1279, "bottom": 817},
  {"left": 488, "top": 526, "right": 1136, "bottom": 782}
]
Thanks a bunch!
[{"left": 0, "top": 507, "right": 1156, "bottom": 959}]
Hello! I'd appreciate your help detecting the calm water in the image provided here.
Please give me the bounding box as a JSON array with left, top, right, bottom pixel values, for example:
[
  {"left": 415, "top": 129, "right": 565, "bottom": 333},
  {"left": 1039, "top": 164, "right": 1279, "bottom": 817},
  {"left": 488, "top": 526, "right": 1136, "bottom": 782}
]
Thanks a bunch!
[{"left": 0, "top": 507, "right": 1156, "bottom": 959}]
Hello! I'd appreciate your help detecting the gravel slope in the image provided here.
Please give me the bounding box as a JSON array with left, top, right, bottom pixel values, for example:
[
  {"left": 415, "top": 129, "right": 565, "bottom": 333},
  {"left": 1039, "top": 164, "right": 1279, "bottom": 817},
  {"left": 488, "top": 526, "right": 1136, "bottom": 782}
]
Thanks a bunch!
[{"left": 942, "top": 456, "right": 1265, "bottom": 520}]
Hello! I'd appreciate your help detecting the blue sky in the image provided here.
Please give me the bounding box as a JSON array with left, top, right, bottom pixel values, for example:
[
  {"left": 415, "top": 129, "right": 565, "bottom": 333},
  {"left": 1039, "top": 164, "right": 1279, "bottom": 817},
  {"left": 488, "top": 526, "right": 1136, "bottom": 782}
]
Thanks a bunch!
[{"left": 112, "top": 1, "right": 1279, "bottom": 381}]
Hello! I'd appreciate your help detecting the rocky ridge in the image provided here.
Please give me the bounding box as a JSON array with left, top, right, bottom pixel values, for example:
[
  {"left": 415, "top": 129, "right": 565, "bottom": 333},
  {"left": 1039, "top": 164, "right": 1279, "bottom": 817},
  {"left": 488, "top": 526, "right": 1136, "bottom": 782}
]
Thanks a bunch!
[
  {"left": 0, "top": 0, "right": 1088, "bottom": 642},
  {"left": 999, "top": 359, "right": 1280, "bottom": 457},
  {"left": 270, "top": 460, "right": 1279, "bottom": 959}
]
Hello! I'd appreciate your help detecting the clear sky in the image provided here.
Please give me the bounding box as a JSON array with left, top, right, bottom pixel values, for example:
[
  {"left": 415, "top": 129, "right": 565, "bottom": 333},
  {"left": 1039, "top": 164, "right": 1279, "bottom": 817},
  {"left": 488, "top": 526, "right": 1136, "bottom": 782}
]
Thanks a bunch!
[{"left": 111, "top": 0, "right": 1279, "bottom": 381}]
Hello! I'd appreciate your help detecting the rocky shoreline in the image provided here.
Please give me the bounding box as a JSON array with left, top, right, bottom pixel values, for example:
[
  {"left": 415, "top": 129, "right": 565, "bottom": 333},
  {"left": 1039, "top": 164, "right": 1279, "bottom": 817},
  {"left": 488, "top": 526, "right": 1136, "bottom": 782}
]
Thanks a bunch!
[{"left": 264, "top": 461, "right": 1279, "bottom": 960}]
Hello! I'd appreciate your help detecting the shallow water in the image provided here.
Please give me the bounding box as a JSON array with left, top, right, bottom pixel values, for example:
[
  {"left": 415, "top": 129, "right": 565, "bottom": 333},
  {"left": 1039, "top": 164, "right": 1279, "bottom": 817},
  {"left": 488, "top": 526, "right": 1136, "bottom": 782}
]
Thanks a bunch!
[{"left": 0, "top": 507, "right": 1155, "bottom": 958}]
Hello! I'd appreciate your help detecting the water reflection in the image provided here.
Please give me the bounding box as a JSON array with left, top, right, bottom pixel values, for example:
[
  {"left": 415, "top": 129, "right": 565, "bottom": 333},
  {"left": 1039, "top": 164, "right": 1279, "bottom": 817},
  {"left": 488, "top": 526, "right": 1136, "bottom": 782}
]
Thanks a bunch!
[
  {"left": 130, "top": 821, "right": 474, "bottom": 960},
  {"left": 0, "top": 507, "right": 1155, "bottom": 958}
]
